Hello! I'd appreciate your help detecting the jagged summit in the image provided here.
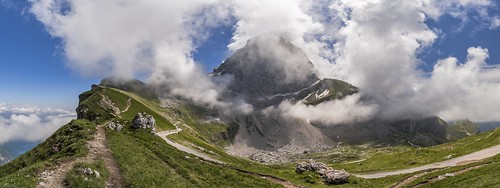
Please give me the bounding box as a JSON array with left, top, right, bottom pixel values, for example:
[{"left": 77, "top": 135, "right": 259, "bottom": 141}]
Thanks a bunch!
[{"left": 213, "top": 35, "right": 319, "bottom": 98}]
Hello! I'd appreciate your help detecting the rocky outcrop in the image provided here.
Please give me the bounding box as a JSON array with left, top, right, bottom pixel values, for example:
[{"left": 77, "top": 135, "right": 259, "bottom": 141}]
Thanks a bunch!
[
  {"left": 296, "top": 159, "right": 328, "bottom": 173},
  {"left": 108, "top": 121, "right": 124, "bottom": 132},
  {"left": 76, "top": 85, "right": 117, "bottom": 123},
  {"left": 131, "top": 112, "right": 156, "bottom": 133},
  {"left": 296, "top": 159, "right": 349, "bottom": 185},
  {"left": 255, "top": 78, "right": 359, "bottom": 108},
  {"left": 212, "top": 35, "right": 319, "bottom": 99}
]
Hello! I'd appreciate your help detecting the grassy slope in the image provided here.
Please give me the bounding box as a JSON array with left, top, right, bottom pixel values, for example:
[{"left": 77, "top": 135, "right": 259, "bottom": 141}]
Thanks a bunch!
[
  {"left": 113, "top": 86, "right": 500, "bottom": 187},
  {"left": 65, "top": 160, "right": 110, "bottom": 188},
  {"left": 404, "top": 154, "right": 500, "bottom": 188},
  {"left": 0, "top": 119, "right": 95, "bottom": 187},
  {"left": 102, "top": 88, "right": 281, "bottom": 187},
  {"left": 82, "top": 87, "right": 175, "bottom": 131},
  {"left": 107, "top": 126, "right": 280, "bottom": 187},
  {"left": 298, "top": 128, "right": 499, "bottom": 173},
  {"left": 111, "top": 87, "right": 426, "bottom": 188},
  {"left": 1, "top": 84, "right": 498, "bottom": 188}
]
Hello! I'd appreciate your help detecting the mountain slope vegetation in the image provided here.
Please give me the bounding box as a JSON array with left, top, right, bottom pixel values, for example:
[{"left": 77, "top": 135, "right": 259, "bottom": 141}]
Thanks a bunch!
[{"left": 0, "top": 80, "right": 498, "bottom": 188}]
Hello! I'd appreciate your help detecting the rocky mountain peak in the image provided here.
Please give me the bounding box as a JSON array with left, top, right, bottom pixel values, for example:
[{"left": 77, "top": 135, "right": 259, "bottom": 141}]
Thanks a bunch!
[{"left": 213, "top": 35, "right": 319, "bottom": 98}]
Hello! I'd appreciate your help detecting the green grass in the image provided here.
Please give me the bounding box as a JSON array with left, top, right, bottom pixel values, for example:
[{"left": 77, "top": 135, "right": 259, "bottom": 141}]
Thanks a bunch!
[
  {"left": 3, "top": 83, "right": 494, "bottom": 188},
  {"left": 80, "top": 87, "right": 175, "bottom": 131},
  {"left": 295, "top": 128, "right": 500, "bottom": 173},
  {"left": 108, "top": 88, "right": 175, "bottom": 131},
  {"left": 106, "top": 127, "right": 281, "bottom": 187},
  {"left": 403, "top": 154, "right": 500, "bottom": 188},
  {"left": 65, "top": 160, "right": 110, "bottom": 188},
  {"left": 0, "top": 119, "right": 95, "bottom": 187}
]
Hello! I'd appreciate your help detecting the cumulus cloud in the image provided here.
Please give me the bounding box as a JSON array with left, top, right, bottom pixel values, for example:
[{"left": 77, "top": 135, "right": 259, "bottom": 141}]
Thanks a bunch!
[
  {"left": 421, "top": 47, "right": 500, "bottom": 121},
  {"left": 29, "top": 0, "right": 235, "bottom": 109},
  {"left": 0, "top": 103, "right": 76, "bottom": 144},
  {"left": 28, "top": 0, "right": 500, "bottom": 123},
  {"left": 309, "top": 0, "right": 500, "bottom": 122}
]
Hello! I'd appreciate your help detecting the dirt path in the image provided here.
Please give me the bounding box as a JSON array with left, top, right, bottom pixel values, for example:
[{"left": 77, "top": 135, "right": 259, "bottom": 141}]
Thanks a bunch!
[
  {"left": 156, "top": 123, "right": 301, "bottom": 188},
  {"left": 410, "top": 163, "right": 489, "bottom": 188},
  {"left": 231, "top": 167, "right": 300, "bottom": 188},
  {"left": 121, "top": 98, "right": 131, "bottom": 114},
  {"left": 355, "top": 144, "right": 500, "bottom": 179},
  {"left": 37, "top": 160, "right": 78, "bottom": 188},
  {"left": 95, "top": 124, "right": 123, "bottom": 188},
  {"left": 37, "top": 124, "right": 123, "bottom": 188},
  {"left": 390, "top": 169, "right": 440, "bottom": 188},
  {"left": 156, "top": 122, "right": 225, "bottom": 164}
]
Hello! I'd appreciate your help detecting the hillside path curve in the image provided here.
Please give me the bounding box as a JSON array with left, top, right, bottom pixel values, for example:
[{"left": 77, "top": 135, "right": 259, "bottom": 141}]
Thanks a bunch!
[
  {"left": 156, "top": 122, "right": 225, "bottom": 164},
  {"left": 355, "top": 144, "right": 500, "bottom": 179}
]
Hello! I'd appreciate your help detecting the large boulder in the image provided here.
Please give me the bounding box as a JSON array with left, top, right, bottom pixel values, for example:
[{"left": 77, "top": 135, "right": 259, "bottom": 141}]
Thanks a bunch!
[
  {"left": 323, "top": 169, "right": 349, "bottom": 185},
  {"left": 131, "top": 112, "right": 156, "bottom": 132},
  {"left": 296, "top": 159, "right": 349, "bottom": 185},
  {"left": 296, "top": 159, "right": 328, "bottom": 173}
]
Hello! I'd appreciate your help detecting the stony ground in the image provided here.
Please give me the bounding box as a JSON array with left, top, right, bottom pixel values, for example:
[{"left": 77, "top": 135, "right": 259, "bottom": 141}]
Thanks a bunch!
[{"left": 37, "top": 123, "right": 123, "bottom": 188}]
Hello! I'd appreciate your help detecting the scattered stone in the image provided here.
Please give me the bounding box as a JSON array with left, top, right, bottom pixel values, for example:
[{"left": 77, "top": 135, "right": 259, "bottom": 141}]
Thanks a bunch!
[
  {"left": 184, "top": 156, "right": 191, "bottom": 159},
  {"left": 82, "top": 167, "right": 94, "bottom": 176},
  {"left": 296, "top": 159, "right": 349, "bottom": 185},
  {"left": 131, "top": 112, "right": 156, "bottom": 133},
  {"left": 444, "top": 173, "right": 455, "bottom": 177},
  {"left": 108, "top": 121, "right": 124, "bottom": 132},
  {"left": 94, "top": 170, "right": 101, "bottom": 178},
  {"left": 438, "top": 175, "right": 446, "bottom": 180}
]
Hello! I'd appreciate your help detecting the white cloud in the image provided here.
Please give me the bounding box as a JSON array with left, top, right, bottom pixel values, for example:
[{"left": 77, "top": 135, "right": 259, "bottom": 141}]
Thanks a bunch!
[
  {"left": 29, "top": 0, "right": 247, "bottom": 110},
  {"left": 0, "top": 103, "right": 75, "bottom": 144},
  {"left": 491, "top": 16, "right": 500, "bottom": 29},
  {"left": 271, "top": 94, "right": 378, "bottom": 125},
  {"left": 422, "top": 47, "right": 500, "bottom": 121},
  {"left": 28, "top": 0, "right": 500, "bottom": 123}
]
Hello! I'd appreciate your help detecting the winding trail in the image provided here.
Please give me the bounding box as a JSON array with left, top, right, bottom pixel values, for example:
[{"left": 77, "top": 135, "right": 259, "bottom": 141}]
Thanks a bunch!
[
  {"left": 37, "top": 123, "right": 123, "bottom": 188},
  {"left": 156, "top": 122, "right": 301, "bottom": 188},
  {"left": 95, "top": 124, "right": 123, "bottom": 188},
  {"left": 156, "top": 122, "right": 224, "bottom": 164},
  {"left": 355, "top": 144, "right": 500, "bottom": 179},
  {"left": 113, "top": 89, "right": 299, "bottom": 187},
  {"left": 410, "top": 163, "right": 489, "bottom": 188}
]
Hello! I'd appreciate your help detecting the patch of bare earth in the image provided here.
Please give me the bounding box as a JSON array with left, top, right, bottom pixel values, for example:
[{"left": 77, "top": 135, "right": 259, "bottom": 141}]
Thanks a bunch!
[
  {"left": 37, "top": 124, "right": 123, "bottom": 188},
  {"left": 390, "top": 169, "right": 440, "bottom": 188}
]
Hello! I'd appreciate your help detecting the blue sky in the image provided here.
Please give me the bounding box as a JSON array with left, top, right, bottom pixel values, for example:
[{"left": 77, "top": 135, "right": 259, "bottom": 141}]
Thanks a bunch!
[
  {"left": 0, "top": 1, "right": 98, "bottom": 109},
  {"left": 0, "top": 0, "right": 499, "bottom": 111}
]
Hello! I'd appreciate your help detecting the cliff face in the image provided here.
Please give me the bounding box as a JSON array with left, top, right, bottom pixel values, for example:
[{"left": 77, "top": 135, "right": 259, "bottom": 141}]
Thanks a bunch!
[{"left": 212, "top": 35, "right": 319, "bottom": 99}]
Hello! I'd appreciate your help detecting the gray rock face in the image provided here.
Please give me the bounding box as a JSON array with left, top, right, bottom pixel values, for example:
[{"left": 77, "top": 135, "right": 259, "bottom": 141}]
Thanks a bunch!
[
  {"left": 108, "top": 121, "right": 124, "bottom": 132},
  {"left": 212, "top": 35, "right": 319, "bottom": 99},
  {"left": 131, "top": 112, "right": 156, "bottom": 132},
  {"left": 296, "top": 159, "right": 349, "bottom": 185}
]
